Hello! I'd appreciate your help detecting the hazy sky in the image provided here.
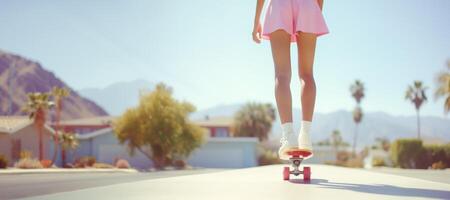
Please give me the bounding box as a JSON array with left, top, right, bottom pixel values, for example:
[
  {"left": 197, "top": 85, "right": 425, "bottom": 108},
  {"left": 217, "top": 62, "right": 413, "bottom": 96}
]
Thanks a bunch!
[{"left": 1, "top": 0, "right": 449, "bottom": 117}]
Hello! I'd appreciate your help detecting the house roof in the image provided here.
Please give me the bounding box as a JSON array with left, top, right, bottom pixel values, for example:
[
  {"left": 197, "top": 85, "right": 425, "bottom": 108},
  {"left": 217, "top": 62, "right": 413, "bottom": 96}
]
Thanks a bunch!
[
  {"left": 76, "top": 127, "right": 113, "bottom": 140},
  {"left": 0, "top": 116, "right": 55, "bottom": 135},
  {"left": 58, "top": 116, "right": 116, "bottom": 126},
  {"left": 0, "top": 116, "right": 31, "bottom": 134},
  {"left": 192, "top": 116, "right": 234, "bottom": 127}
]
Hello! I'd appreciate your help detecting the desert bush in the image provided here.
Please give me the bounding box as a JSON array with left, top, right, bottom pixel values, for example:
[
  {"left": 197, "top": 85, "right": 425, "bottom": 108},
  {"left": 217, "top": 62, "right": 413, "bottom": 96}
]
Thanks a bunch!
[
  {"left": 20, "top": 150, "right": 32, "bottom": 159},
  {"left": 335, "top": 151, "right": 351, "bottom": 165},
  {"left": 172, "top": 160, "right": 185, "bottom": 169},
  {"left": 63, "top": 163, "right": 74, "bottom": 168},
  {"left": 431, "top": 161, "right": 447, "bottom": 169},
  {"left": 390, "top": 139, "right": 427, "bottom": 169},
  {"left": 372, "top": 156, "right": 386, "bottom": 167},
  {"left": 345, "top": 157, "right": 364, "bottom": 168},
  {"left": 258, "top": 149, "right": 282, "bottom": 166},
  {"left": 14, "top": 158, "right": 43, "bottom": 169},
  {"left": 424, "top": 144, "right": 450, "bottom": 168},
  {"left": 93, "top": 163, "right": 114, "bottom": 169},
  {"left": 0, "top": 154, "right": 8, "bottom": 169},
  {"left": 115, "top": 159, "right": 131, "bottom": 169},
  {"left": 40, "top": 160, "right": 52, "bottom": 168},
  {"left": 74, "top": 156, "right": 96, "bottom": 168}
]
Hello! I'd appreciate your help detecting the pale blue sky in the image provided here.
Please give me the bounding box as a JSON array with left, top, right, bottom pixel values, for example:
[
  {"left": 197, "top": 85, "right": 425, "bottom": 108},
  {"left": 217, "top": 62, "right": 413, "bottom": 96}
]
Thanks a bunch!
[{"left": 0, "top": 0, "right": 449, "bottom": 117}]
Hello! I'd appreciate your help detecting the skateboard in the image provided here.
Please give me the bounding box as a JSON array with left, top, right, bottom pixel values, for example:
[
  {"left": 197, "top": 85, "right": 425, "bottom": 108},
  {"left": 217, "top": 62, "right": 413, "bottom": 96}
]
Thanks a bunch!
[{"left": 282, "top": 149, "right": 312, "bottom": 181}]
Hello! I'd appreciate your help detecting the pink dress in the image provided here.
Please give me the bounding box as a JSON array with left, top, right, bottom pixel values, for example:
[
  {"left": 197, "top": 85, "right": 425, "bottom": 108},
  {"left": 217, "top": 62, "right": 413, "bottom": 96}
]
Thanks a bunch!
[{"left": 262, "top": 0, "right": 329, "bottom": 42}]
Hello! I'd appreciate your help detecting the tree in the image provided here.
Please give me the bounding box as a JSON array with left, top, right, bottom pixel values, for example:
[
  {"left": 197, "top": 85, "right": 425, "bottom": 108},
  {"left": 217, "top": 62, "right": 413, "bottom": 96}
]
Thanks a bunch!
[
  {"left": 22, "top": 92, "right": 54, "bottom": 161},
  {"left": 350, "top": 80, "right": 365, "bottom": 156},
  {"left": 50, "top": 87, "right": 70, "bottom": 166},
  {"left": 59, "top": 131, "right": 79, "bottom": 155},
  {"left": 405, "top": 81, "right": 428, "bottom": 139},
  {"left": 233, "top": 102, "right": 276, "bottom": 142},
  {"left": 114, "top": 83, "right": 204, "bottom": 169},
  {"left": 435, "top": 60, "right": 450, "bottom": 115}
]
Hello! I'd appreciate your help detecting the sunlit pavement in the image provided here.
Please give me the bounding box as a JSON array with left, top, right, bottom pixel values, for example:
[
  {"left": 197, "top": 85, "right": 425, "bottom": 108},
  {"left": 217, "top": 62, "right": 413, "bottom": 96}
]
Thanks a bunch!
[
  {"left": 0, "top": 168, "right": 224, "bottom": 200},
  {"left": 368, "top": 167, "right": 450, "bottom": 184},
  {"left": 19, "top": 164, "right": 450, "bottom": 200}
]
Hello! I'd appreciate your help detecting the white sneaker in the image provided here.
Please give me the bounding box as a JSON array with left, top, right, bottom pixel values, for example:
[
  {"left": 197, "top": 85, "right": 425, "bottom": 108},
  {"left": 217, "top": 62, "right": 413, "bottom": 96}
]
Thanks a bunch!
[
  {"left": 298, "top": 131, "right": 313, "bottom": 153},
  {"left": 278, "top": 132, "right": 297, "bottom": 160}
]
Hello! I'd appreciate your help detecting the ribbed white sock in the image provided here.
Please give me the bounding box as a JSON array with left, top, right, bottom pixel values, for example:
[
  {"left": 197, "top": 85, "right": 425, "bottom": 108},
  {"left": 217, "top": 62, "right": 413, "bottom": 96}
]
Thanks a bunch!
[
  {"left": 300, "top": 121, "right": 312, "bottom": 135},
  {"left": 281, "top": 122, "right": 294, "bottom": 136}
]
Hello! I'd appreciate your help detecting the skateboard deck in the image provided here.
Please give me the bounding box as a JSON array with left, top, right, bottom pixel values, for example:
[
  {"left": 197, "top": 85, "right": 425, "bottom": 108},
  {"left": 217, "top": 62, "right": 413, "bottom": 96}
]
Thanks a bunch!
[{"left": 283, "top": 149, "right": 312, "bottom": 181}]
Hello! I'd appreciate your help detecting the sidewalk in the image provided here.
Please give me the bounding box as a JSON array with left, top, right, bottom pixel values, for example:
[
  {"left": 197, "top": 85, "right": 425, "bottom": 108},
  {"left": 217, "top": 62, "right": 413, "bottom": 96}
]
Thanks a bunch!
[
  {"left": 0, "top": 168, "right": 138, "bottom": 175},
  {"left": 20, "top": 164, "right": 450, "bottom": 200}
]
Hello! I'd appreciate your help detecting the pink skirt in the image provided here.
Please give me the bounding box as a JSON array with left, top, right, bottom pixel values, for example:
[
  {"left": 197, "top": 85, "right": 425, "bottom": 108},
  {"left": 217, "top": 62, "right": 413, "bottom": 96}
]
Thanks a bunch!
[{"left": 262, "top": 0, "right": 329, "bottom": 42}]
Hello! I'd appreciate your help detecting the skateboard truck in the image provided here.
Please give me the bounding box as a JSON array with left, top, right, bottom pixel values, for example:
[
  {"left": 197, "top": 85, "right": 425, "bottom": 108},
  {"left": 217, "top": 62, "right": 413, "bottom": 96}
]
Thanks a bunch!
[{"left": 283, "top": 150, "right": 312, "bottom": 181}]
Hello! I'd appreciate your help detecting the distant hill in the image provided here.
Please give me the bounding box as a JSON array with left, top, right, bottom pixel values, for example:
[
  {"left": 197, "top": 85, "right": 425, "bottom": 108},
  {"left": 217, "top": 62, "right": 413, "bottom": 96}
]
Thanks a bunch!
[
  {"left": 0, "top": 50, "right": 108, "bottom": 119},
  {"left": 78, "top": 79, "right": 155, "bottom": 115},
  {"left": 191, "top": 103, "right": 450, "bottom": 147}
]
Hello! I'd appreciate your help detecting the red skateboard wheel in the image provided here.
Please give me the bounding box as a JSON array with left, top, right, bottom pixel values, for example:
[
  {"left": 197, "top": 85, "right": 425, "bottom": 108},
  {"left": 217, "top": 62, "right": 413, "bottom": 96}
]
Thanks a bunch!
[
  {"left": 303, "top": 166, "right": 311, "bottom": 181},
  {"left": 283, "top": 167, "right": 290, "bottom": 180}
]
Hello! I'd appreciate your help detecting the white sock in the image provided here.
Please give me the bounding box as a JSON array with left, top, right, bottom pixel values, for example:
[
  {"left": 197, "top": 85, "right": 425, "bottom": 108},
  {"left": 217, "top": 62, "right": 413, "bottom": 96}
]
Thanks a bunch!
[
  {"left": 281, "top": 122, "right": 294, "bottom": 136},
  {"left": 300, "top": 121, "right": 312, "bottom": 135}
]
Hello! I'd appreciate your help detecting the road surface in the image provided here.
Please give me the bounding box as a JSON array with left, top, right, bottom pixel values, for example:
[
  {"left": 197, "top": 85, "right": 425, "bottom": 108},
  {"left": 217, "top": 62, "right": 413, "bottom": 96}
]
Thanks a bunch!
[
  {"left": 18, "top": 164, "right": 450, "bottom": 200},
  {"left": 0, "top": 168, "right": 224, "bottom": 200}
]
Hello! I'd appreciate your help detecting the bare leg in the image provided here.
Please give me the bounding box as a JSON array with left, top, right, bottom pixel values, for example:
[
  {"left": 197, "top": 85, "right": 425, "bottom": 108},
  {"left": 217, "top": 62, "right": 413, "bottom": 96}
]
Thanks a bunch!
[
  {"left": 270, "top": 30, "right": 292, "bottom": 123},
  {"left": 296, "top": 32, "right": 317, "bottom": 121}
]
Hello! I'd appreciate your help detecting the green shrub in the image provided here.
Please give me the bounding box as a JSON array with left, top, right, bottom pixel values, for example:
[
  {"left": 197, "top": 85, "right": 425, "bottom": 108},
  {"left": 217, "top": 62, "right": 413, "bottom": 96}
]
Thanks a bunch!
[
  {"left": 390, "top": 139, "right": 428, "bottom": 169},
  {"left": 14, "top": 158, "right": 43, "bottom": 169},
  {"left": 0, "top": 154, "right": 8, "bottom": 169}
]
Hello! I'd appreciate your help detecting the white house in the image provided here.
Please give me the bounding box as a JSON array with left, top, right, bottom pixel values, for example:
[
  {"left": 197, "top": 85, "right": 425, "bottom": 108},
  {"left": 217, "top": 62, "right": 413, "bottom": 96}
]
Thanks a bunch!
[
  {"left": 0, "top": 116, "right": 60, "bottom": 166},
  {"left": 64, "top": 116, "right": 258, "bottom": 169}
]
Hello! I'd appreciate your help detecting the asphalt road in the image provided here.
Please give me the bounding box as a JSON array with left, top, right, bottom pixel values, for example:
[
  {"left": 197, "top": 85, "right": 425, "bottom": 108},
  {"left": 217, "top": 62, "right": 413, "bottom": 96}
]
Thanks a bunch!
[
  {"left": 16, "top": 164, "right": 450, "bottom": 200},
  {"left": 368, "top": 167, "right": 450, "bottom": 184},
  {"left": 0, "top": 168, "right": 224, "bottom": 200}
]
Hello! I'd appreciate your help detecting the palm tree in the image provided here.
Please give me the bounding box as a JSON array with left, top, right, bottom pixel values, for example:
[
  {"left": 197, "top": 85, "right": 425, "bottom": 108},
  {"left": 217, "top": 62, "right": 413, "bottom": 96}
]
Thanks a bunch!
[
  {"left": 435, "top": 60, "right": 450, "bottom": 115},
  {"left": 59, "top": 131, "right": 79, "bottom": 152},
  {"left": 350, "top": 80, "right": 365, "bottom": 104},
  {"left": 405, "top": 81, "right": 428, "bottom": 139},
  {"left": 350, "top": 80, "right": 365, "bottom": 157},
  {"left": 352, "top": 106, "right": 363, "bottom": 156},
  {"left": 50, "top": 87, "right": 70, "bottom": 165},
  {"left": 59, "top": 131, "right": 79, "bottom": 165},
  {"left": 22, "top": 92, "right": 54, "bottom": 161},
  {"left": 233, "top": 102, "right": 276, "bottom": 142}
]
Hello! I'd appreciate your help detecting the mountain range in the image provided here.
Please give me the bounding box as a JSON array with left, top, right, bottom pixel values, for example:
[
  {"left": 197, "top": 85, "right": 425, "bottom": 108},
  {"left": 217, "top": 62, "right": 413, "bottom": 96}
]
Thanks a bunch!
[
  {"left": 78, "top": 79, "right": 155, "bottom": 116},
  {"left": 0, "top": 50, "right": 108, "bottom": 119}
]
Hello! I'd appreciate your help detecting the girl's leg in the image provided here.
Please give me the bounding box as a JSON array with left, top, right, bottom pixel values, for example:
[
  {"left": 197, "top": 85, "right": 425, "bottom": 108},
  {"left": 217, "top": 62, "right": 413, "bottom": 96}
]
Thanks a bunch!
[
  {"left": 296, "top": 32, "right": 317, "bottom": 121},
  {"left": 270, "top": 30, "right": 292, "bottom": 124},
  {"left": 270, "top": 30, "right": 296, "bottom": 160},
  {"left": 296, "top": 31, "right": 317, "bottom": 151}
]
